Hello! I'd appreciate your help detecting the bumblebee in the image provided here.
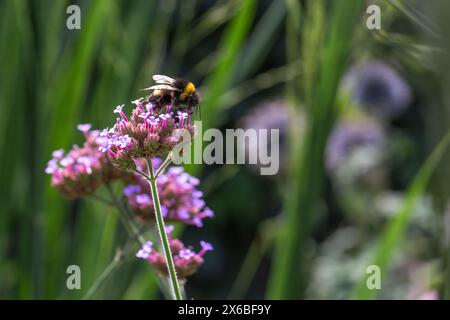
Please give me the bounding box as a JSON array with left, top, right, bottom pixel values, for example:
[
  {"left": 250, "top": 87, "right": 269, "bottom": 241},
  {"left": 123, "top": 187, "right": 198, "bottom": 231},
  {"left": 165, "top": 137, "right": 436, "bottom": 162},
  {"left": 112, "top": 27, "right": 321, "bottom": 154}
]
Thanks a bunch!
[{"left": 143, "top": 75, "right": 200, "bottom": 114}]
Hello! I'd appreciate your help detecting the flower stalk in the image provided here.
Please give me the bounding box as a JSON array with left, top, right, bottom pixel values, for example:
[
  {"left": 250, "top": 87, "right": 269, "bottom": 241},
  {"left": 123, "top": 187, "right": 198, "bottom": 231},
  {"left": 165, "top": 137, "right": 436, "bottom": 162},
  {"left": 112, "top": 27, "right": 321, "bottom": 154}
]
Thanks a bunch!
[
  {"left": 144, "top": 158, "right": 182, "bottom": 300},
  {"left": 87, "top": 189, "right": 177, "bottom": 300},
  {"left": 83, "top": 241, "right": 130, "bottom": 300},
  {"left": 155, "top": 152, "right": 173, "bottom": 178},
  {"left": 105, "top": 184, "right": 145, "bottom": 245}
]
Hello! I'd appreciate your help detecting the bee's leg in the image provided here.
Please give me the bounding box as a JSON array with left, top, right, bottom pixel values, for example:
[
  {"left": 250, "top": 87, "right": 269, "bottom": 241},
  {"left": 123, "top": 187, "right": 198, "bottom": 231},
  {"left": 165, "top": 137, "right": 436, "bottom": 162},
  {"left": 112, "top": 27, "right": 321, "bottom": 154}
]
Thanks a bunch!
[{"left": 159, "top": 94, "right": 174, "bottom": 113}]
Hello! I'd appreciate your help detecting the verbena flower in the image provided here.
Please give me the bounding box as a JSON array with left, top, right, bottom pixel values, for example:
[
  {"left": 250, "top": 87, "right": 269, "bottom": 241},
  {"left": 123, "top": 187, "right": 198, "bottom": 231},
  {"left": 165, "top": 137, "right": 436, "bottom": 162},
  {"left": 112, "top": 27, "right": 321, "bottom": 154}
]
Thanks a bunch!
[
  {"left": 45, "top": 124, "right": 127, "bottom": 198},
  {"left": 136, "top": 227, "right": 213, "bottom": 280},
  {"left": 124, "top": 163, "right": 213, "bottom": 227},
  {"left": 325, "top": 115, "right": 386, "bottom": 173},
  {"left": 343, "top": 60, "right": 412, "bottom": 119},
  {"left": 99, "top": 99, "right": 196, "bottom": 170},
  {"left": 416, "top": 291, "right": 438, "bottom": 300}
]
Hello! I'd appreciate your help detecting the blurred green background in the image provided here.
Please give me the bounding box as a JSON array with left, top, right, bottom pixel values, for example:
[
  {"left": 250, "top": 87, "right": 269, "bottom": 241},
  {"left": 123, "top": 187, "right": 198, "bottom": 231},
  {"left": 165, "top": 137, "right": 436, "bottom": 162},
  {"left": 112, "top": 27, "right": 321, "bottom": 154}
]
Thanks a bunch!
[{"left": 1, "top": 0, "right": 450, "bottom": 299}]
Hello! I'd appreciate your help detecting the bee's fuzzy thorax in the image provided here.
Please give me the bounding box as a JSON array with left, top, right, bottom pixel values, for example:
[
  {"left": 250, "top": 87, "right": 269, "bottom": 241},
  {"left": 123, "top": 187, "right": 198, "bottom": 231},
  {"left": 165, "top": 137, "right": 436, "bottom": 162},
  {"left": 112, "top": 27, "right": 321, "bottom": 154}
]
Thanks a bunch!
[{"left": 180, "top": 82, "right": 195, "bottom": 100}]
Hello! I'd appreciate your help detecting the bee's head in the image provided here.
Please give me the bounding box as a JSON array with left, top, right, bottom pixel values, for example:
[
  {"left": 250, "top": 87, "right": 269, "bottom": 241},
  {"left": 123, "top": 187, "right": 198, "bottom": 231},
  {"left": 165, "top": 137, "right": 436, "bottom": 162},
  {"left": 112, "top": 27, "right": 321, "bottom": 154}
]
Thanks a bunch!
[{"left": 186, "top": 90, "right": 200, "bottom": 107}]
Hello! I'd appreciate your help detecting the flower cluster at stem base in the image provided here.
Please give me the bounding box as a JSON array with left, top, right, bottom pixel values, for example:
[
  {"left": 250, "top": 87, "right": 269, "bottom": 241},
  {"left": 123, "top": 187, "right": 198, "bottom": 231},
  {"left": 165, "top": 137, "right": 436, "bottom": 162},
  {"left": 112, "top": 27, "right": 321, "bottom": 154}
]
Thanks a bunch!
[{"left": 136, "top": 226, "right": 213, "bottom": 279}]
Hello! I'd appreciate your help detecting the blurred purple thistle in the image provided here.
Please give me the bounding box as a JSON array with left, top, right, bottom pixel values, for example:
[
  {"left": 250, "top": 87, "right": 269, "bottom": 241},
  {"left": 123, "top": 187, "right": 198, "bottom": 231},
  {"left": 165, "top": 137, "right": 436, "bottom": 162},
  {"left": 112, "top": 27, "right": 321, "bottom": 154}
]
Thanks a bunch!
[
  {"left": 343, "top": 61, "right": 412, "bottom": 119},
  {"left": 326, "top": 115, "right": 386, "bottom": 172}
]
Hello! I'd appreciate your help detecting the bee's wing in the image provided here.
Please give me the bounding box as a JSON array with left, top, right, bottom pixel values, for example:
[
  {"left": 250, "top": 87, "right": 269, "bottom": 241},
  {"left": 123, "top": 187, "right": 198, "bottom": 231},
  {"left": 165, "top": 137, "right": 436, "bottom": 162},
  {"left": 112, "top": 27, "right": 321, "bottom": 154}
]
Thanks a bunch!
[
  {"left": 152, "top": 74, "right": 176, "bottom": 85},
  {"left": 141, "top": 84, "right": 180, "bottom": 91}
]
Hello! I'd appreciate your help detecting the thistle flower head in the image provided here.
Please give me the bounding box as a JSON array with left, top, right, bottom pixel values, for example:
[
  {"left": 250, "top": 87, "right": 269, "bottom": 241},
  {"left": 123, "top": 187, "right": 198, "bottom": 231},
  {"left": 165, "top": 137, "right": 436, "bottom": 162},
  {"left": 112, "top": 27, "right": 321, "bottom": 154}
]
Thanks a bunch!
[
  {"left": 124, "top": 162, "right": 213, "bottom": 227},
  {"left": 325, "top": 115, "right": 387, "bottom": 173},
  {"left": 99, "top": 98, "right": 196, "bottom": 170},
  {"left": 45, "top": 124, "right": 128, "bottom": 198},
  {"left": 136, "top": 228, "right": 213, "bottom": 279},
  {"left": 343, "top": 60, "right": 412, "bottom": 119}
]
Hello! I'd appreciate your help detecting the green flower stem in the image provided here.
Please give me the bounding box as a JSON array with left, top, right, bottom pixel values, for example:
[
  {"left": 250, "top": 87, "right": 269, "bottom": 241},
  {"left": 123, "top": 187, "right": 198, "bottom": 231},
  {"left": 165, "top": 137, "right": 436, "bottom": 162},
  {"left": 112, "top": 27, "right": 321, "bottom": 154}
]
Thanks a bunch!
[
  {"left": 155, "top": 152, "right": 173, "bottom": 178},
  {"left": 82, "top": 240, "right": 131, "bottom": 300},
  {"left": 134, "top": 169, "right": 152, "bottom": 181},
  {"left": 228, "top": 218, "right": 278, "bottom": 299},
  {"left": 88, "top": 187, "right": 175, "bottom": 299},
  {"left": 83, "top": 254, "right": 120, "bottom": 299},
  {"left": 105, "top": 184, "right": 145, "bottom": 245},
  {"left": 146, "top": 158, "right": 182, "bottom": 300}
]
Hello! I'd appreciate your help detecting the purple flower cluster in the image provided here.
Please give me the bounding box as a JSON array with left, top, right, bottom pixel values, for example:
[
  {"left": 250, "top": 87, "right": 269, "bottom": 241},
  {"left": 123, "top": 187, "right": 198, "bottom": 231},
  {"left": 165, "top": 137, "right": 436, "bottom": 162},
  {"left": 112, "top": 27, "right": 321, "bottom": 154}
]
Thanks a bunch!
[
  {"left": 124, "top": 164, "right": 213, "bottom": 227},
  {"left": 136, "top": 226, "right": 213, "bottom": 279},
  {"left": 99, "top": 99, "right": 196, "bottom": 170},
  {"left": 45, "top": 124, "right": 127, "bottom": 198}
]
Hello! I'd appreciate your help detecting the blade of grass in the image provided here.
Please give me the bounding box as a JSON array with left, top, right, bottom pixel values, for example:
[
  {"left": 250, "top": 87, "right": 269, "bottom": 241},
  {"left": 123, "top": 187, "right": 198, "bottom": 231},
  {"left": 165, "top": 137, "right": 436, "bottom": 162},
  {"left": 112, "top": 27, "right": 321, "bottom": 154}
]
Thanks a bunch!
[
  {"left": 146, "top": 0, "right": 176, "bottom": 75},
  {"left": 192, "top": 0, "right": 284, "bottom": 104},
  {"left": 123, "top": 264, "right": 159, "bottom": 299},
  {"left": 189, "top": 0, "right": 239, "bottom": 49},
  {"left": 0, "top": 0, "right": 33, "bottom": 299},
  {"left": 41, "top": 0, "right": 112, "bottom": 298},
  {"left": 169, "top": 0, "right": 197, "bottom": 72},
  {"left": 30, "top": 0, "right": 70, "bottom": 299},
  {"left": 185, "top": 0, "right": 256, "bottom": 176},
  {"left": 233, "top": 0, "right": 286, "bottom": 81},
  {"left": 198, "top": 0, "right": 256, "bottom": 130},
  {"left": 267, "top": 0, "right": 363, "bottom": 299},
  {"left": 88, "top": 0, "right": 156, "bottom": 122},
  {"left": 67, "top": 200, "right": 120, "bottom": 299},
  {"left": 284, "top": 0, "right": 302, "bottom": 100},
  {"left": 301, "top": 0, "right": 326, "bottom": 109},
  {"left": 228, "top": 219, "right": 277, "bottom": 299},
  {"left": 219, "top": 60, "right": 302, "bottom": 115},
  {"left": 388, "top": 0, "right": 440, "bottom": 37}
]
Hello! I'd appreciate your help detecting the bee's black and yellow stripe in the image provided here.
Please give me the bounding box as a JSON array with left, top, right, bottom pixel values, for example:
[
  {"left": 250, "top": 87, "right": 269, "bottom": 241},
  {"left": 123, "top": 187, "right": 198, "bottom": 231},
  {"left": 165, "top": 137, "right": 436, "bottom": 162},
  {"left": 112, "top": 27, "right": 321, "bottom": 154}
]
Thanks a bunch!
[
  {"left": 180, "top": 82, "right": 195, "bottom": 101},
  {"left": 147, "top": 77, "right": 199, "bottom": 113}
]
